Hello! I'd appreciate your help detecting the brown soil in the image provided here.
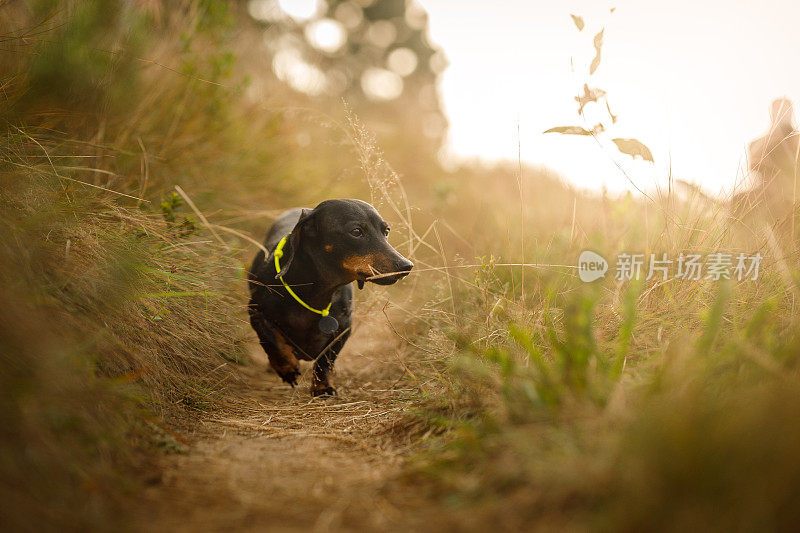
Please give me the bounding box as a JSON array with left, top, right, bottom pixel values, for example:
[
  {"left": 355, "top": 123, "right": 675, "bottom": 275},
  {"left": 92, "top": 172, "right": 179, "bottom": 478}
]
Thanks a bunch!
[{"left": 129, "top": 313, "right": 442, "bottom": 532}]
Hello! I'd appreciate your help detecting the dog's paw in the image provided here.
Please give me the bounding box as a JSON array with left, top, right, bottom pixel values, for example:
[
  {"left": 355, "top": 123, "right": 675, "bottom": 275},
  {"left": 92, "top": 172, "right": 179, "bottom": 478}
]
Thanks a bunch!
[
  {"left": 275, "top": 366, "right": 301, "bottom": 387},
  {"left": 311, "top": 385, "right": 337, "bottom": 398}
]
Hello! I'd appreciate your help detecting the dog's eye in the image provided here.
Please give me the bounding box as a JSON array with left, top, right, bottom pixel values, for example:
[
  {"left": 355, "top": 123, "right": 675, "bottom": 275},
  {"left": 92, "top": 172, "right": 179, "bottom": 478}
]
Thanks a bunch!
[
  {"left": 349, "top": 228, "right": 363, "bottom": 238},
  {"left": 383, "top": 226, "right": 390, "bottom": 237}
]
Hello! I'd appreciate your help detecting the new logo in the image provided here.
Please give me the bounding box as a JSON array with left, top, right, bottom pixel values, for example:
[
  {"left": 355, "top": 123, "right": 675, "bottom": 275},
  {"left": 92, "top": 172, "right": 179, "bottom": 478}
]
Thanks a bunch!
[{"left": 578, "top": 250, "right": 608, "bottom": 282}]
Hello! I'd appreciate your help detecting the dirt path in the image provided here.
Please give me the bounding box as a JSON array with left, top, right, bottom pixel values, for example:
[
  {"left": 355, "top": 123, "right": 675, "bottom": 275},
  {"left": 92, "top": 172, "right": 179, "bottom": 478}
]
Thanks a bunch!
[{"left": 131, "top": 314, "right": 436, "bottom": 532}]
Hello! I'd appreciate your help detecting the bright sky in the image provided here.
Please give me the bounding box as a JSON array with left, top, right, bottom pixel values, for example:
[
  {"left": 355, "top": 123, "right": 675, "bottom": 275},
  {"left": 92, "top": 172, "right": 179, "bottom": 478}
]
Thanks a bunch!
[{"left": 419, "top": 0, "right": 800, "bottom": 194}]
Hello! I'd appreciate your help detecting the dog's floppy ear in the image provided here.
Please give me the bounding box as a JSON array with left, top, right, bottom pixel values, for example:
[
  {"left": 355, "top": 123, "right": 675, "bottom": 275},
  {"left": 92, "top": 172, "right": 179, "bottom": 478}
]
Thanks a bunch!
[{"left": 275, "top": 208, "right": 315, "bottom": 279}]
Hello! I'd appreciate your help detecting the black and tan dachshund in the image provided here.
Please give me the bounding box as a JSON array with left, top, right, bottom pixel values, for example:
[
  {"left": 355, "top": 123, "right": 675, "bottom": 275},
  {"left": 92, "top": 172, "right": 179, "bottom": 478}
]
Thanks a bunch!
[{"left": 247, "top": 199, "right": 413, "bottom": 396}]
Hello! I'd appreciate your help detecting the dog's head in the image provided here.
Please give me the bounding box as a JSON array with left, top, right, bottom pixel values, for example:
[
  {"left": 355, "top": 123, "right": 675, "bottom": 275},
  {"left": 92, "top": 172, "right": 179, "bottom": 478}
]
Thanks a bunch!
[{"left": 276, "top": 199, "right": 413, "bottom": 289}]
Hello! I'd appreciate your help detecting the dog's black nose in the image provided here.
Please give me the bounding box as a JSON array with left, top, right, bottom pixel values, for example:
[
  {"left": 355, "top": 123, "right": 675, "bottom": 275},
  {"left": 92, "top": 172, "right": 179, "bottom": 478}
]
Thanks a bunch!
[{"left": 396, "top": 259, "right": 413, "bottom": 276}]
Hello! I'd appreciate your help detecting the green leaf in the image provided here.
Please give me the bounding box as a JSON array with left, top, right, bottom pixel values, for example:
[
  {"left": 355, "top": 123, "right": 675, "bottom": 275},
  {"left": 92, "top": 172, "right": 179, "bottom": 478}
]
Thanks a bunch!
[
  {"left": 544, "top": 126, "right": 593, "bottom": 136},
  {"left": 570, "top": 14, "right": 584, "bottom": 31},
  {"left": 612, "top": 138, "right": 654, "bottom": 162},
  {"left": 590, "top": 28, "right": 604, "bottom": 74},
  {"left": 612, "top": 280, "right": 641, "bottom": 379}
]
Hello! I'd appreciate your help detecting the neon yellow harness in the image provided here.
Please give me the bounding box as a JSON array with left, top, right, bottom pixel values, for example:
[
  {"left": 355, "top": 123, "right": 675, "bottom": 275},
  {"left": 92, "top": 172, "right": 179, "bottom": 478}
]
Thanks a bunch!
[{"left": 273, "top": 234, "right": 332, "bottom": 317}]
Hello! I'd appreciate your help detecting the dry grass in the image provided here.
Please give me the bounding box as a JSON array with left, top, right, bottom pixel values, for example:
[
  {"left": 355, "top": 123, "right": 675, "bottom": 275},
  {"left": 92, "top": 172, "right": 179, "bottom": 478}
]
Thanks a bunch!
[
  {"left": 399, "top": 153, "right": 800, "bottom": 530},
  {"left": 4, "top": 1, "right": 800, "bottom": 531},
  {"left": 0, "top": 1, "right": 434, "bottom": 530},
  {"left": 0, "top": 159, "right": 253, "bottom": 524}
]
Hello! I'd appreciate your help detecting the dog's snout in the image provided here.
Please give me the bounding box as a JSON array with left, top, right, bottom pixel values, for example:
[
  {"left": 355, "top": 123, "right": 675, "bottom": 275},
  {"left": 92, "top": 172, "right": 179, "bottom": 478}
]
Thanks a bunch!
[
  {"left": 368, "top": 252, "right": 413, "bottom": 285},
  {"left": 396, "top": 259, "right": 413, "bottom": 276}
]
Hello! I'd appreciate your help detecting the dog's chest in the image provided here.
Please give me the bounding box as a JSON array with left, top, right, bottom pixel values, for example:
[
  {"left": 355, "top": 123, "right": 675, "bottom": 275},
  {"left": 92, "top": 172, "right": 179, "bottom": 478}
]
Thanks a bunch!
[
  {"left": 259, "top": 285, "right": 352, "bottom": 360},
  {"left": 280, "top": 314, "right": 350, "bottom": 362},
  {"left": 282, "top": 319, "right": 332, "bottom": 360}
]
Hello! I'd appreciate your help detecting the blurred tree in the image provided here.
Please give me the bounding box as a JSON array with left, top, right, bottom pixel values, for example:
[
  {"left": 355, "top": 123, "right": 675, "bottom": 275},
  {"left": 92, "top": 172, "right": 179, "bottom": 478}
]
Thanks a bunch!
[
  {"left": 2, "top": 0, "right": 147, "bottom": 122},
  {"left": 244, "top": 0, "right": 448, "bottom": 158}
]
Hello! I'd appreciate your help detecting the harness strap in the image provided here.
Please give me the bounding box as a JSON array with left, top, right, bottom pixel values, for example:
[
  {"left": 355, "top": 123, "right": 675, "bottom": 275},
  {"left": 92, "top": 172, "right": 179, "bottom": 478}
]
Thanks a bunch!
[{"left": 273, "top": 234, "right": 333, "bottom": 317}]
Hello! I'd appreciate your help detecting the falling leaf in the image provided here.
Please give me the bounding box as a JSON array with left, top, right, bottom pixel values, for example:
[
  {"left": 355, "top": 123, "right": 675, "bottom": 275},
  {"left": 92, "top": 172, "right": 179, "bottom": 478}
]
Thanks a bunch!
[
  {"left": 610, "top": 7, "right": 616, "bottom": 13},
  {"left": 570, "top": 14, "right": 585, "bottom": 31},
  {"left": 575, "top": 84, "right": 607, "bottom": 114},
  {"left": 612, "top": 138, "right": 654, "bottom": 162},
  {"left": 593, "top": 29, "right": 605, "bottom": 48},
  {"left": 544, "top": 126, "right": 593, "bottom": 136},
  {"left": 605, "top": 100, "right": 618, "bottom": 123},
  {"left": 590, "top": 51, "right": 602, "bottom": 75},
  {"left": 590, "top": 28, "right": 604, "bottom": 74}
]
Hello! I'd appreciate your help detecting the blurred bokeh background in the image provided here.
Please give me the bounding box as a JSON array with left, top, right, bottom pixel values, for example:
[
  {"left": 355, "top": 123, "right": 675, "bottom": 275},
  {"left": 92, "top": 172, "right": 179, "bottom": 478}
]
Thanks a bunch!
[
  {"left": 3, "top": 1, "right": 800, "bottom": 531},
  {"left": 241, "top": 0, "right": 800, "bottom": 195}
]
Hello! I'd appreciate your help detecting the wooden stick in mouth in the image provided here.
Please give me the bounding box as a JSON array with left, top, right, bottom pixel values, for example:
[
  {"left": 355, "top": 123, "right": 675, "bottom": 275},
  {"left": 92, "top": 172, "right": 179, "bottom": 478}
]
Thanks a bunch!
[
  {"left": 366, "top": 269, "right": 408, "bottom": 281},
  {"left": 364, "top": 262, "right": 581, "bottom": 280}
]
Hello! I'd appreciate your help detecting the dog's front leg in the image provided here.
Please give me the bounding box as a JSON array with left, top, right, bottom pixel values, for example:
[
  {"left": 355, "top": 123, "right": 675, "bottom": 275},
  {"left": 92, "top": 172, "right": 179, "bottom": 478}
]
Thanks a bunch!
[
  {"left": 249, "top": 308, "right": 301, "bottom": 386},
  {"left": 311, "top": 331, "right": 350, "bottom": 397}
]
